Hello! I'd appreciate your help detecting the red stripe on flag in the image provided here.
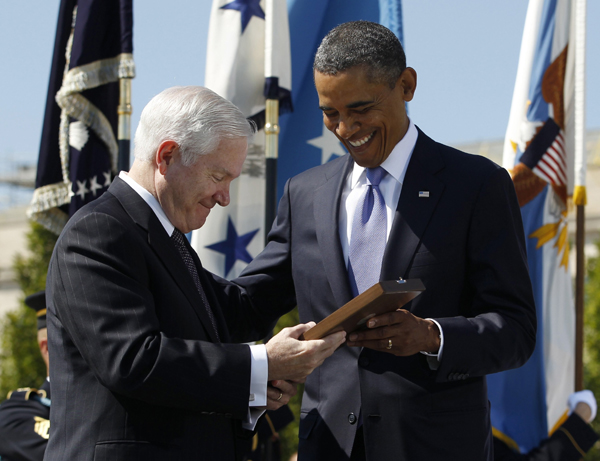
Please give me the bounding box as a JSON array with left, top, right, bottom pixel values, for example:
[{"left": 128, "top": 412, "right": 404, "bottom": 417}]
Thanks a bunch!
[
  {"left": 550, "top": 142, "right": 567, "bottom": 171},
  {"left": 546, "top": 147, "right": 567, "bottom": 183},
  {"left": 537, "top": 158, "right": 563, "bottom": 186}
]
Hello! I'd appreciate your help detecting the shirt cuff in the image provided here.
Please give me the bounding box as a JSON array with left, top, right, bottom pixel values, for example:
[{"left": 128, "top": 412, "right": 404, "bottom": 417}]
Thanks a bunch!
[
  {"left": 419, "top": 319, "right": 444, "bottom": 366},
  {"left": 243, "top": 344, "right": 269, "bottom": 430},
  {"left": 248, "top": 344, "right": 268, "bottom": 407}
]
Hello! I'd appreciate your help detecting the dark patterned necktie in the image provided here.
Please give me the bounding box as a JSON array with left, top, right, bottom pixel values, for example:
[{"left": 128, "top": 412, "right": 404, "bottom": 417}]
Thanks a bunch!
[
  {"left": 348, "top": 166, "right": 388, "bottom": 297},
  {"left": 171, "top": 228, "right": 221, "bottom": 341}
]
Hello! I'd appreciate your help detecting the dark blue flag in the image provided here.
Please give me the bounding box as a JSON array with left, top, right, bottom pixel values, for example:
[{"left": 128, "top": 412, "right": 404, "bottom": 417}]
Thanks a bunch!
[{"left": 28, "top": 0, "right": 134, "bottom": 234}]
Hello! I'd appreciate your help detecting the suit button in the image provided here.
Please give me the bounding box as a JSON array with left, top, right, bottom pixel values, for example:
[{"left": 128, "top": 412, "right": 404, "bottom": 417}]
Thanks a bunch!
[
  {"left": 348, "top": 413, "right": 357, "bottom": 425},
  {"left": 358, "top": 356, "right": 370, "bottom": 367}
]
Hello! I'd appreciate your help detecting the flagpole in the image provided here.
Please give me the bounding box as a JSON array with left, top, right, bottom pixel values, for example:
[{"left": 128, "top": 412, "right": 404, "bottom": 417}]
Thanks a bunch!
[
  {"left": 118, "top": 77, "right": 132, "bottom": 172},
  {"left": 576, "top": 207, "right": 585, "bottom": 390},
  {"left": 574, "top": 0, "right": 587, "bottom": 391},
  {"left": 264, "top": 98, "right": 279, "bottom": 245}
]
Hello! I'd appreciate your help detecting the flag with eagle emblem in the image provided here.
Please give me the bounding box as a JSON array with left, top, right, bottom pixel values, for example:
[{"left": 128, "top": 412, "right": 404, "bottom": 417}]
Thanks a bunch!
[{"left": 488, "top": 0, "right": 584, "bottom": 453}]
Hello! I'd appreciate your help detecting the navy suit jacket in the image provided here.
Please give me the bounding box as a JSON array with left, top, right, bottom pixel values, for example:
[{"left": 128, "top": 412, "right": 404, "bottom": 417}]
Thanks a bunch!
[
  {"left": 235, "top": 128, "right": 537, "bottom": 460},
  {"left": 45, "top": 178, "right": 273, "bottom": 461}
]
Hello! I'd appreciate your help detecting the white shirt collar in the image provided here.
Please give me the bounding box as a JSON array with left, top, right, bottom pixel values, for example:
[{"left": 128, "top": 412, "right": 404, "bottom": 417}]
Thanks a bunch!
[
  {"left": 350, "top": 119, "right": 418, "bottom": 188},
  {"left": 119, "top": 171, "right": 175, "bottom": 236}
]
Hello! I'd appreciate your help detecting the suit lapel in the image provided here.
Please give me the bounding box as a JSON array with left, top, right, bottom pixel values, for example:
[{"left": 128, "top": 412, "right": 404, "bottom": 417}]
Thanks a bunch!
[
  {"left": 381, "top": 129, "right": 446, "bottom": 280},
  {"left": 109, "top": 178, "right": 221, "bottom": 343},
  {"left": 189, "top": 244, "right": 230, "bottom": 342},
  {"left": 314, "top": 155, "right": 355, "bottom": 308}
]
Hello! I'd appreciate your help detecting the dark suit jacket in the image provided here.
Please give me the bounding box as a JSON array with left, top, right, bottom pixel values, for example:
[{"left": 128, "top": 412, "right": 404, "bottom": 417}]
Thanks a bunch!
[
  {"left": 45, "top": 178, "right": 273, "bottom": 461},
  {"left": 235, "top": 128, "right": 537, "bottom": 460},
  {"left": 494, "top": 413, "right": 599, "bottom": 460}
]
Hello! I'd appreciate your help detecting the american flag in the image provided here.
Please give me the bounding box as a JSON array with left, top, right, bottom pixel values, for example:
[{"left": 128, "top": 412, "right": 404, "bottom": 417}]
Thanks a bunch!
[{"left": 520, "top": 118, "right": 567, "bottom": 187}]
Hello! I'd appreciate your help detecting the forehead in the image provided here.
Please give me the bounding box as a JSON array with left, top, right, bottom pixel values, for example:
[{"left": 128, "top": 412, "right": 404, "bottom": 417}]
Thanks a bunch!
[
  {"left": 197, "top": 137, "right": 247, "bottom": 177},
  {"left": 314, "top": 67, "right": 387, "bottom": 106}
]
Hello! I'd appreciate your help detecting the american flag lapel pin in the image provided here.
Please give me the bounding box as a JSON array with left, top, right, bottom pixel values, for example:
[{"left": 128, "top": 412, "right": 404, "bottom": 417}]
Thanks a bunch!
[{"left": 419, "top": 191, "right": 430, "bottom": 198}]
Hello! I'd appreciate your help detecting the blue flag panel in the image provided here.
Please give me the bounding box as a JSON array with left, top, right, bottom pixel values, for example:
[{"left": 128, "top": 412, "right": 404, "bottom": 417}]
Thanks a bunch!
[{"left": 278, "top": 0, "right": 403, "bottom": 199}]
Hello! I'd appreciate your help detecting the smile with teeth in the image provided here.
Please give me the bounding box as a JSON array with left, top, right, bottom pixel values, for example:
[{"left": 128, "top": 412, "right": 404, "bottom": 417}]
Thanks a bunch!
[{"left": 348, "top": 132, "right": 374, "bottom": 147}]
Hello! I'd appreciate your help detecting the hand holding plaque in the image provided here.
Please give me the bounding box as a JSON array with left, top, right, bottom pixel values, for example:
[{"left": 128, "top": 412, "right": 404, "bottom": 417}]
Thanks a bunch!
[{"left": 300, "top": 279, "right": 425, "bottom": 341}]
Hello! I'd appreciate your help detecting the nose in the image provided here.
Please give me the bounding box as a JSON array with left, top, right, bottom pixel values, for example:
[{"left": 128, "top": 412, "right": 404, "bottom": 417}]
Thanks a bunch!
[
  {"left": 214, "top": 184, "right": 230, "bottom": 207},
  {"left": 336, "top": 115, "right": 359, "bottom": 139}
]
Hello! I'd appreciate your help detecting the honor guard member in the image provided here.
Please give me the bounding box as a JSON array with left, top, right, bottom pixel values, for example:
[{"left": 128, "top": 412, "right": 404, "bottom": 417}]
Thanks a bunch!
[
  {"left": 0, "top": 291, "right": 50, "bottom": 461},
  {"left": 494, "top": 390, "right": 599, "bottom": 461}
]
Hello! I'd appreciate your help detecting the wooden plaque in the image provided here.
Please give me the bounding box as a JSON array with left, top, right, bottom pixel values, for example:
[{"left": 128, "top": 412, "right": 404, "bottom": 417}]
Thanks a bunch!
[{"left": 300, "top": 279, "right": 425, "bottom": 340}]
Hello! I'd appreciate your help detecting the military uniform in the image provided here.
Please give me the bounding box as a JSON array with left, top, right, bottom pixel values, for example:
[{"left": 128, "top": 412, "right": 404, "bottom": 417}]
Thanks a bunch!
[
  {"left": 0, "top": 381, "right": 50, "bottom": 461},
  {"left": 494, "top": 412, "right": 599, "bottom": 460},
  {"left": 0, "top": 291, "right": 50, "bottom": 461}
]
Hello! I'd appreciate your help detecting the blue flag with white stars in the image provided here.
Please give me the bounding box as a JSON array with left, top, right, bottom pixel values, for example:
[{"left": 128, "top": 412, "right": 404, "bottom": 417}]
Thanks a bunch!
[{"left": 194, "top": 0, "right": 403, "bottom": 279}]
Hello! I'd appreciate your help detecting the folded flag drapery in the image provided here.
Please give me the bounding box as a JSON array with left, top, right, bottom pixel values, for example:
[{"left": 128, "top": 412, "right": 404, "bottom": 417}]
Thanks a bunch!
[{"left": 29, "top": 0, "right": 134, "bottom": 234}]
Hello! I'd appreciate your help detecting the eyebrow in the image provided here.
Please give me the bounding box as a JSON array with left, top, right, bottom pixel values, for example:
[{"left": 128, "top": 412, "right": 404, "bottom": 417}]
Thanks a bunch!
[
  {"left": 211, "top": 166, "right": 233, "bottom": 177},
  {"left": 319, "top": 100, "right": 374, "bottom": 111}
]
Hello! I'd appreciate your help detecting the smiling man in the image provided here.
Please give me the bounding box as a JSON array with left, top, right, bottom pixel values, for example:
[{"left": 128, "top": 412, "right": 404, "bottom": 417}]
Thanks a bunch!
[
  {"left": 234, "top": 21, "right": 536, "bottom": 460},
  {"left": 44, "top": 86, "right": 346, "bottom": 461}
]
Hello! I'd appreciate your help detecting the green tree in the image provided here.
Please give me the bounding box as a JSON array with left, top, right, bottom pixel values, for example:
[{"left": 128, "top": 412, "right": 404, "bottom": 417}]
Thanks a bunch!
[
  {"left": 0, "top": 222, "right": 57, "bottom": 398},
  {"left": 584, "top": 241, "right": 600, "bottom": 459}
]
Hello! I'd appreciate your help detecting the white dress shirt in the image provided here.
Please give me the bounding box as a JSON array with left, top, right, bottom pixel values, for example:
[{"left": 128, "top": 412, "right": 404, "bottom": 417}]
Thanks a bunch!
[
  {"left": 336, "top": 121, "right": 444, "bottom": 362},
  {"left": 119, "top": 172, "right": 267, "bottom": 429}
]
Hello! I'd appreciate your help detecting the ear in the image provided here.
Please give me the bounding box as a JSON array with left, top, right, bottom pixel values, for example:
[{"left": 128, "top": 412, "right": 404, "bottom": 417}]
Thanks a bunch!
[
  {"left": 39, "top": 336, "right": 49, "bottom": 370},
  {"left": 398, "top": 67, "right": 417, "bottom": 102},
  {"left": 156, "top": 140, "right": 179, "bottom": 176},
  {"left": 39, "top": 337, "right": 48, "bottom": 355}
]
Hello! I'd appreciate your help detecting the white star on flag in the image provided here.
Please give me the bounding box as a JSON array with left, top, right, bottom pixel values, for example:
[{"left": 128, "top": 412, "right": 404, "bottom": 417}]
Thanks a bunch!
[
  {"left": 103, "top": 171, "right": 112, "bottom": 187},
  {"left": 307, "top": 124, "right": 347, "bottom": 165},
  {"left": 75, "top": 180, "right": 89, "bottom": 200},
  {"left": 89, "top": 175, "right": 103, "bottom": 196}
]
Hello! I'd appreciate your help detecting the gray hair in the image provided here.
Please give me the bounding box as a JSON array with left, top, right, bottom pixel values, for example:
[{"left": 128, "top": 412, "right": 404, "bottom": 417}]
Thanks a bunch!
[
  {"left": 313, "top": 21, "right": 406, "bottom": 88},
  {"left": 134, "top": 86, "right": 256, "bottom": 166}
]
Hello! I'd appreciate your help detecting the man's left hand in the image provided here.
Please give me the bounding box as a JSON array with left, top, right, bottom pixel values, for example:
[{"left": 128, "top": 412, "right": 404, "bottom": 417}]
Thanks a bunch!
[
  {"left": 266, "top": 379, "right": 297, "bottom": 410},
  {"left": 346, "top": 309, "right": 440, "bottom": 356}
]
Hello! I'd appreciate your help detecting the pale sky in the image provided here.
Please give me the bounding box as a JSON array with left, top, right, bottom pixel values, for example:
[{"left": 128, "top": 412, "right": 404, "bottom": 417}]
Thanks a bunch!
[{"left": 1, "top": 0, "right": 599, "bottom": 165}]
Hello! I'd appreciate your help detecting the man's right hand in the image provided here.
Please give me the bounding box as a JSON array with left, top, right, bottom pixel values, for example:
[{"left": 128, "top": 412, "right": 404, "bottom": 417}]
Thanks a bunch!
[{"left": 265, "top": 322, "right": 346, "bottom": 382}]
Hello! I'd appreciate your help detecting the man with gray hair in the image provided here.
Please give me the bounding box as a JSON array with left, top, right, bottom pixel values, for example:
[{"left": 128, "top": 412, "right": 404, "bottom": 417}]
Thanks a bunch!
[
  {"left": 45, "top": 86, "right": 345, "bottom": 461},
  {"left": 235, "top": 21, "right": 536, "bottom": 460}
]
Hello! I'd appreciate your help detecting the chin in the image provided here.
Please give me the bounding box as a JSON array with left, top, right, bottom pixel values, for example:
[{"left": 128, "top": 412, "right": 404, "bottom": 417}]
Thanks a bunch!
[{"left": 194, "top": 217, "right": 208, "bottom": 230}]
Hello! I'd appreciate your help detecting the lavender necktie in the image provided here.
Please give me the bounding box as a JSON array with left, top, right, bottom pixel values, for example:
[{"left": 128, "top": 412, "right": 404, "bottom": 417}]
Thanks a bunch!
[
  {"left": 348, "top": 167, "right": 388, "bottom": 297},
  {"left": 171, "top": 228, "right": 221, "bottom": 341}
]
